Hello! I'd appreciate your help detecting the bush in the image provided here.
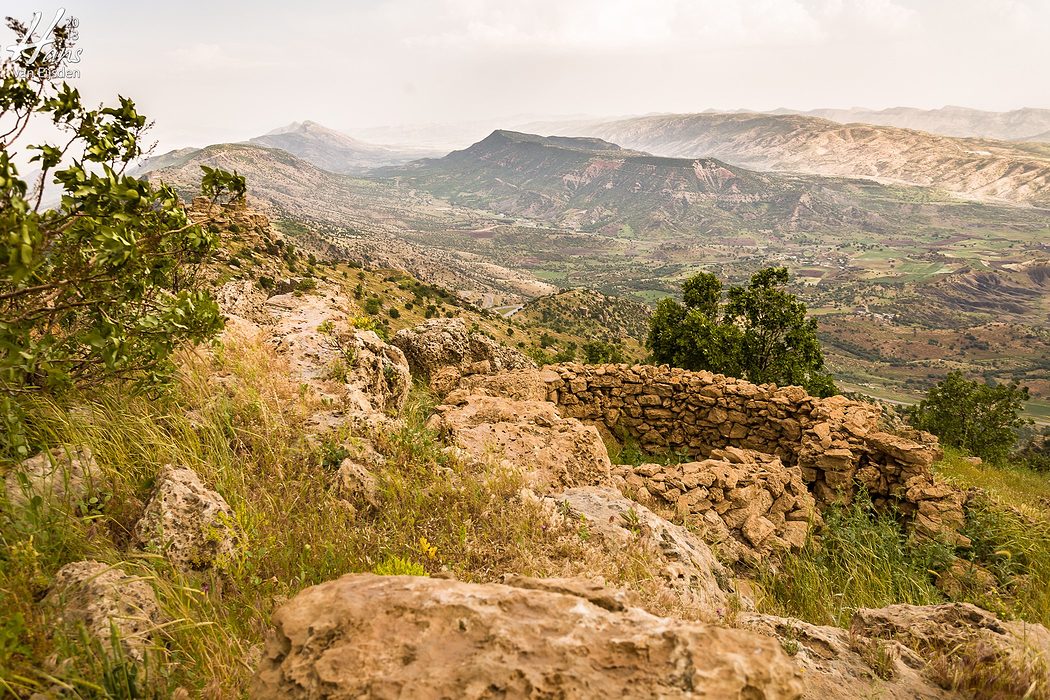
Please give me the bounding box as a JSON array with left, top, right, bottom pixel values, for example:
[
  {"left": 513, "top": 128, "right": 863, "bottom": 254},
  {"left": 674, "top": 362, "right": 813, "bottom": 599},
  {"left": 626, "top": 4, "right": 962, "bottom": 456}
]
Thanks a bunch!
[
  {"left": 364, "top": 297, "right": 382, "bottom": 315},
  {"left": 0, "top": 25, "right": 244, "bottom": 456},
  {"left": 647, "top": 267, "right": 835, "bottom": 396},
  {"left": 582, "top": 339, "right": 627, "bottom": 364},
  {"left": 908, "top": 372, "right": 1030, "bottom": 465}
]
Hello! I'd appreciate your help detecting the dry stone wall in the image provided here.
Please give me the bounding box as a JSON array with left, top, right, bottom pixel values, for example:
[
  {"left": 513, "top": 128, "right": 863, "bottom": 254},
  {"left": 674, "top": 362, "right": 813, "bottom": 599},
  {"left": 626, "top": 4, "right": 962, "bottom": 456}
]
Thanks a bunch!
[
  {"left": 613, "top": 447, "right": 820, "bottom": 566},
  {"left": 544, "top": 363, "right": 968, "bottom": 544}
]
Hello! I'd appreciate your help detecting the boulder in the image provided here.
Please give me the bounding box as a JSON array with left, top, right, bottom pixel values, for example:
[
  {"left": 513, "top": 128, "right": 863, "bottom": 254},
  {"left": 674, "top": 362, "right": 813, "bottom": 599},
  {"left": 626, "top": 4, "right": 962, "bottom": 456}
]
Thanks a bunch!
[
  {"left": 252, "top": 574, "right": 803, "bottom": 699},
  {"left": 342, "top": 329, "right": 411, "bottom": 417},
  {"left": 550, "top": 486, "right": 733, "bottom": 613},
  {"left": 392, "top": 318, "right": 533, "bottom": 380},
  {"left": 43, "top": 561, "right": 164, "bottom": 662},
  {"left": 742, "top": 613, "right": 953, "bottom": 700},
  {"left": 5, "top": 446, "right": 98, "bottom": 512},
  {"left": 427, "top": 395, "right": 610, "bottom": 490},
  {"left": 134, "top": 466, "right": 236, "bottom": 571},
  {"left": 850, "top": 603, "right": 1050, "bottom": 697}
]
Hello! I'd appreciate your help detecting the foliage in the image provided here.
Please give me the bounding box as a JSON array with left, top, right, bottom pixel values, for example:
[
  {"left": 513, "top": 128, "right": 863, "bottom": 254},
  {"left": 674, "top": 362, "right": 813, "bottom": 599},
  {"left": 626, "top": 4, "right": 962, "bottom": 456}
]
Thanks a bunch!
[
  {"left": 0, "top": 18, "right": 244, "bottom": 457},
  {"left": 907, "top": 371, "right": 1030, "bottom": 464},
  {"left": 646, "top": 267, "right": 836, "bottom": 396},
  {"left": 582, "top": 339, "right": 627, "bottom": 364}
]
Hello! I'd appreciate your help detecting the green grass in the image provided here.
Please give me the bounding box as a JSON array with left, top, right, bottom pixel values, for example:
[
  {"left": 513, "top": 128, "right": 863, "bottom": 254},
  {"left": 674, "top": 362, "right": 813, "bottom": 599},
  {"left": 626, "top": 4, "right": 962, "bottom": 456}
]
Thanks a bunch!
[
  {"left": 758, "top": 451, "right": 1050, "bottom": 635},
  {"left": 757, "top": 499, "right": 950, "bottom": 627},
  {"left": 0, "top": 332, "right": 692, "bottom": 697}
]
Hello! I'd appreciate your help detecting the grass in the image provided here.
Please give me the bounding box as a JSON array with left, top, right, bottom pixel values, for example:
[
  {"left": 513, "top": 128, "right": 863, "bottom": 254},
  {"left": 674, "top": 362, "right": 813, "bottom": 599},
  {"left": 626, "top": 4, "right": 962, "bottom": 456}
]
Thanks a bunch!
[
  {"left": 758, "top": 450, "right": 1050, "bottom": 637},
  {"left": 756, "top": 498, "right": 950, "bottom": 627},
  {"left": 0, "top": 330, "right": 699, "bottom": 698}
]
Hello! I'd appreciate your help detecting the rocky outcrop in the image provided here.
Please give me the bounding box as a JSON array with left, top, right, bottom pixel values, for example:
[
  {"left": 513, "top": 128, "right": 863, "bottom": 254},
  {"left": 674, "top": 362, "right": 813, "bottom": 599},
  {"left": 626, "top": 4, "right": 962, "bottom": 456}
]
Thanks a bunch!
[
  {"left": 549, "top": 486, "right": 733, "bottom": 612},
  {"left": 263, "top": 289, "right": 411, "bottom": 435},
  {"left": 851, "top": 602, "right": 1050, "bottom": 696},
  {"left": 253, "top": 573, "right": 803, "bottom": 699},
  {"left": 614, "top": 447, "right": 820, "bottom": 566},
  {"left": 543, "top": 363, "right": 967, "bottom": 543},
  {"left": 427, "top": 394, "right": 611, "bottom": 491},
  {"left": 134, "top": 466, "right": 236, "bottom": 571},
  {"left": 742, "top": 613, "right": 954, "bottom": 699},
  {"left": 392, "top": 318, "right": 534, "bottom": 380},
  {"left": 43, "top": 561, "right": 164, "bottom": 662},
  {"left": 5, "top": 446, "right": 98, "bottom": 512}
]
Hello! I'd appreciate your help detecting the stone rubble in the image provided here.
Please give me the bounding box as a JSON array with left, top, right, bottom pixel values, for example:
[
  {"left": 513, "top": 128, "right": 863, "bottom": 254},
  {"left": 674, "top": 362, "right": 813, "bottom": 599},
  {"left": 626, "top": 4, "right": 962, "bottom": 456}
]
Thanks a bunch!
[{"left": 614, "top": 447, "right": 820, "bottom": 566}]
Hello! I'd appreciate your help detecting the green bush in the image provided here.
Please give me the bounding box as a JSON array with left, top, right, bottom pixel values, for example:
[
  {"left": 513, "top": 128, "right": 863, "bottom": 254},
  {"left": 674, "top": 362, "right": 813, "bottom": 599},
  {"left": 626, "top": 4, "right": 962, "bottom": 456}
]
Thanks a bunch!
[
  {"left": 647, "top": 267, "right": 836, "bottom": 396},
  {"left": 908, "top": 371, "right": 1030, "bottom": 465}
]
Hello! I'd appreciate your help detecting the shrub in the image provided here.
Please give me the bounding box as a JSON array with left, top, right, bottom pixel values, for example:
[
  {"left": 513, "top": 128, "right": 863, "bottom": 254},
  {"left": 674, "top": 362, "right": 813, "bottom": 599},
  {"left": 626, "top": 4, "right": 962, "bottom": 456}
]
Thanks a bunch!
[
  {"left": 908, "top": 372, "right": 1030, "bottom": 465},
  {"left": 364, "top": 297, "right": 382, "bottom": 315}
]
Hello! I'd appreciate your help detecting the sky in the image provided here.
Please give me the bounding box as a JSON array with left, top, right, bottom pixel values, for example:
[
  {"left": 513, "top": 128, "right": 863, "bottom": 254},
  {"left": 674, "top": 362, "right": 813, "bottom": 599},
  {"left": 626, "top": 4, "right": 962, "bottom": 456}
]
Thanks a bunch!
[{"left": 3, "top": 0, "right": 1050, "bottom": 153}]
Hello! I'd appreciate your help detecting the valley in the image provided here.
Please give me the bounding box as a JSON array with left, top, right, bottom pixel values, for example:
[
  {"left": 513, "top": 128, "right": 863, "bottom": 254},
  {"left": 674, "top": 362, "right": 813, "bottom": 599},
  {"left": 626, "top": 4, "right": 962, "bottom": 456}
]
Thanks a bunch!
[{"left": 142, "top": 121, "right": 1050, "bottom": 419}]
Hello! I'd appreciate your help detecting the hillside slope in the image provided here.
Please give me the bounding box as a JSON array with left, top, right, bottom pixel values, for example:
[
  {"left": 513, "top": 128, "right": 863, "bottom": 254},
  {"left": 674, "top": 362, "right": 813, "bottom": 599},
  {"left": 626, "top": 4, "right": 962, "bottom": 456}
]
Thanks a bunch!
[
  {"left": 539, "top": 112, "right": 1050, "bottom": 205},
  {"left": 249, "top": 120, "right": 438, "bottom": 172}
]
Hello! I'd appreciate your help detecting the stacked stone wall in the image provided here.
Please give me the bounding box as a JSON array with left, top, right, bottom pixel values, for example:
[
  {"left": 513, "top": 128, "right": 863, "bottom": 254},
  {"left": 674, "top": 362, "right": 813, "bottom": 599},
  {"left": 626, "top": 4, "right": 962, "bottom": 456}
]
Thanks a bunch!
[{"left": 543, "top": 363, "right": 967, "bottom": 544}]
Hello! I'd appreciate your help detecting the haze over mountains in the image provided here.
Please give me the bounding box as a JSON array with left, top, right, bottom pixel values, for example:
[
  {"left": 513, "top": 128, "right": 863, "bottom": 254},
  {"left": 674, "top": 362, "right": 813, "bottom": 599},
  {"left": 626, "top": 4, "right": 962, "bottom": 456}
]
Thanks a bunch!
[
  {"left": 138, "top": 108, "right": 1050, "bottom": 416},
  {"left": 532, "top": 112, "right": 1050, "bottom": 206},
  {"left": 781, "top": 106, "right": 1050, "bottom": 141}
]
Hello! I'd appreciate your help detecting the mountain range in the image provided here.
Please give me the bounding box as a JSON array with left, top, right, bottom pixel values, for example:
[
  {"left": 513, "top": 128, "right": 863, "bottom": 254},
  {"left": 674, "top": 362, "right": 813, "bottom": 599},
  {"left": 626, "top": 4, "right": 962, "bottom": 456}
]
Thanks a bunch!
[{"left": 529, "top": 112, "right": 1050, "bottom": 206}]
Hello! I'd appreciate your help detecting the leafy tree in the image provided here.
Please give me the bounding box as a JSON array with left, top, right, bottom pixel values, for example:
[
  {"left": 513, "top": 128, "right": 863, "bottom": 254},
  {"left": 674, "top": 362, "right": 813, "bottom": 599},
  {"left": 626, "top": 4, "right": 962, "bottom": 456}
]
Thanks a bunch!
[
  {"left": 363, "top": 297, "right": 382, "bottom": 315},
  {"left": 1, "top": 17, "right": 244, "bottom": 456},
  {"left": 582, "top": 339, "right": 627, "bottom": 364},
  {"left": 907, "top": 372, "right": 1030, "bottom": 464},
  {"left": 646, "top": 267, "right": 836, "bottom": 396}
]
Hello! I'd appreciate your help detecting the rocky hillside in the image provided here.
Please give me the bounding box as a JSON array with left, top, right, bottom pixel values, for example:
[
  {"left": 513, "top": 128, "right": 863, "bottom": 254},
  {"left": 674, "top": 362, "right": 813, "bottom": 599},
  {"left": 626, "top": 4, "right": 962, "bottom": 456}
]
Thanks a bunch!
[
  {"left": 540, "top": 112, "right": 1050, "bottom": 205},
  {"left": 4, "top": 201, "right": 1050, "bottom": 698},
  {"left": 517, "top": 288, "right": 651, "bottom": 343}
]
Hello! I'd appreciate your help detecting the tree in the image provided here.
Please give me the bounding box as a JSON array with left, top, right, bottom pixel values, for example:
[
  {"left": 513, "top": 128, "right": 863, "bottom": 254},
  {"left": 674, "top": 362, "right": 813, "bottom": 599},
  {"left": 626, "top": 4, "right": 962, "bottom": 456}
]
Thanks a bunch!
[
  {"left": 907, "top": 372, "right": 1030, "bottom": 465},
  {"left": 1, "top": 16, "right": 244, "bottom": 455},
  {"left": 646, "top": 267, "right": 836, "bottom": 396},
  {"left": 582, "top": 339, "right": 627, "bottom": 364}
]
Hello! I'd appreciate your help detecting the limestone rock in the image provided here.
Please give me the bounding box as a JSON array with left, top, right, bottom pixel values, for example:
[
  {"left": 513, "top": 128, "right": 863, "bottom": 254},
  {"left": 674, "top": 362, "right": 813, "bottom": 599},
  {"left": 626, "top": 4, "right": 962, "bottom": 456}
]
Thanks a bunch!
[
  {"left": 551, "top": 485, "right": 733, "bottom": 612},
  {"left": 134, "top": 466, "right": 236, "bottom": 571},
  {"left": 428, "top": 395, "right": 610, "bottom": 490},
  {"left": 742, "top": 613, "right": 953, "bottom": 700},
  {"left": 852, "top": 602, "right": 1050, "bottom": 670},
  {"left": 342, "top": 329, "right": 411, "bottom": 417},
  {"left": 252, "top": 573, "right": 803, "bottom": 699},
  {"left": 392, "top": 318, "right": 534, "bottom": 380},
  {"left": 5, "top": 446, "right": 98, "bottom": 512},
  {"left": 43, "top": 561, "right": 164, "bottom": 662}
]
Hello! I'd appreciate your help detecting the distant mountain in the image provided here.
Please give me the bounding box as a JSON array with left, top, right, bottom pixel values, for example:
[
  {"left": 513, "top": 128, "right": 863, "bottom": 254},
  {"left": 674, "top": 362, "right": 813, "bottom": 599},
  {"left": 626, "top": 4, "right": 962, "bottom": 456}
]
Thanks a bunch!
[
  {"left": 535, "top": 113, "right": 1050, "bottom": 206},
  {"left": 248, "top": 120, "right": 440, "bottom": 173},
  {"left": 792, "top": 106, "right": 1050, "bottom": 142},
  {"left": 380, "top": 129, "right": 966, "bottom": 235}
]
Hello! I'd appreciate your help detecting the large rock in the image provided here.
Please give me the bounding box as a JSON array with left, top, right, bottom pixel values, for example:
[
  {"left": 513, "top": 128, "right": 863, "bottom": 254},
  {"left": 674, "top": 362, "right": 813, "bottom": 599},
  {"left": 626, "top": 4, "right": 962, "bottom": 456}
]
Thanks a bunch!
[
  {"left": 253, "top": 574, "right": 803, "bottom": 699},
  {"left": 133, "top": 466, "right": 236, "bottom": 571},
  {"left": 342, "top": 329, "right": 411, "bottom": 418},
  {"left": 427, "top": 394, "right": 610, "bottom": 491},
  {"left": 851, "top": 602, "right": 1050, "bottom": 695},
  {"left": 4, "top": 446, "right": 98, "bottom": 512},
  {"left": 43, "top": 561, "right": 164, "bottom": 662},
  {"left": 549, "top": 486, "right": 733, "bottom": 613},
  {"left": 742, "top": 613, "right": 953, "bottom": 700},
  {"left": 392, "top": 318, "right": 534, "bottom": 380}
]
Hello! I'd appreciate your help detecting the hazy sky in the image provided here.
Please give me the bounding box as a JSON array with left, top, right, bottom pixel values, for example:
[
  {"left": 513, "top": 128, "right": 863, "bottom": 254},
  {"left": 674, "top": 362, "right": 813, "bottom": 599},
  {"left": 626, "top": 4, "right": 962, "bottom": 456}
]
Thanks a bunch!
[{"left": 4, "top": 0, "right": 1049, "bottom": 152}]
